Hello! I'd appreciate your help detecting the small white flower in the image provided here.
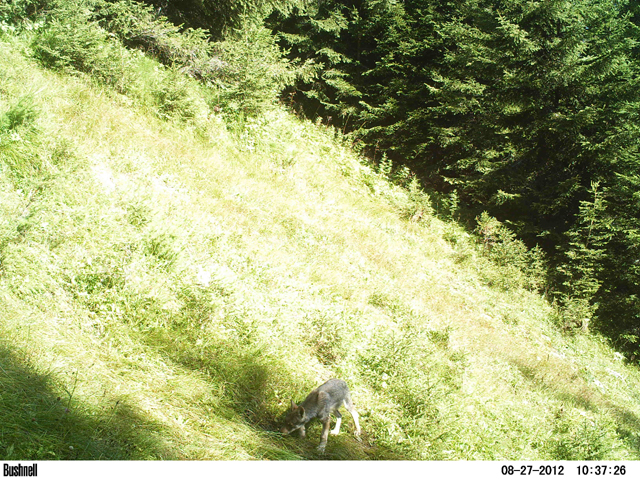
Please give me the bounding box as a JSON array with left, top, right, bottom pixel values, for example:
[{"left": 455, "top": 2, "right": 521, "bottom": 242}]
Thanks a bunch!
[{"left": 195, "top": 266, "right": 212, "bottom": 287}]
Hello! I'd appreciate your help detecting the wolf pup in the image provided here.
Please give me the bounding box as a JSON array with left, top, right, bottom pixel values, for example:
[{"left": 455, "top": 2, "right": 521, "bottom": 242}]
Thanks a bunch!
[{"left": 281, "top": 378, "right": 361, "bottom": 453}]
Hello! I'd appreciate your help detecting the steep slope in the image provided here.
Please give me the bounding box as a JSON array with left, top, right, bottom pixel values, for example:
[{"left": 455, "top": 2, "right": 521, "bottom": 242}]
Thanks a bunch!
[{"left": 1, "top": 37, "right": 640, "bottom": 460}]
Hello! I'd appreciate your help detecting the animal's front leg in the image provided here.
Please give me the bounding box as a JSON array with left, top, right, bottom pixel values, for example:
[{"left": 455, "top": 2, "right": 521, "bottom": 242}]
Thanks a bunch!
[
  {"left": 299, "top": 425, "right": 306, "bottom": 438},
  {"left": 317, "top": 418, "right": 331, "bottom": 453}
]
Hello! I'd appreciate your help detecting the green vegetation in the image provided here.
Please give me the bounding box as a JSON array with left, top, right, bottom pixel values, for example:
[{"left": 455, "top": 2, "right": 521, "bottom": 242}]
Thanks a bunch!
[
  {"left": 267, "top": 0, "right": 640, "bottom": 355},
  {"left": 1, "top": 0, "right": 640, "bottom": 461}
]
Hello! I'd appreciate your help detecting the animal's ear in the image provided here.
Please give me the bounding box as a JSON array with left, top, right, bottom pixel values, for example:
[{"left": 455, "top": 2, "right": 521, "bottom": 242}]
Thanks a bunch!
[
  {"left": 290, "top": 399, "right": 297, "bottom": 410},
  {"left": 297, "top": 407, "right": 305, "bottom": 420}
]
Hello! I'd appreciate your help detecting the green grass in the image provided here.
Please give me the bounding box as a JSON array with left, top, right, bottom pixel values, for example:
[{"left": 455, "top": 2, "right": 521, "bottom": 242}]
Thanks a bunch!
[{"left": 1, "top": 32, "right": 640, "bottom": 461}]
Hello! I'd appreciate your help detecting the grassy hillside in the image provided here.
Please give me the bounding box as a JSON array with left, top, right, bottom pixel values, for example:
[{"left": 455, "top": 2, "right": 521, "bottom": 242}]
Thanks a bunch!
[{"left": 1, "top": 29, "right": 640, "bottom": 461}]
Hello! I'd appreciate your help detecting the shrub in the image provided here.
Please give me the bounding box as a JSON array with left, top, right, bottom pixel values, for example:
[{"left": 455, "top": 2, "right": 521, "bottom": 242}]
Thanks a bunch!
[
  {"left": 0, "top": 94, "right": 38, "bottom": 133},
  {"left": 32, "top": 8, "right": 114, "bottom": 73},
  {"left": 0, "top": 95, "right": 48, "bottom": 187},
  {"left": 212, "top": 20, "right": 316, "bottom": 117},
  {"left": 476, "top": 212, "right": 547, "bottom": 291},
  {"left": 545, "top": 412, "right": 623, "bottom": 460},
  {"left": 97, "top": 1, "right": 315, "bottom": 118},
  {"left": 96, "top": 0, "right": 218, "bottom": 80},
  {"left": 30, "top": 4, "right": 209, "bottom": 122},
  {"left": 402, "top": 174, "right": 434, "bottom": 224},
  {"left": 31, "top": 5, "right": 146, "bottom": 96},
  {"left": 150, "top": 66, "right": 208, "bottom": 122},
  {"left": 0, "top": 0, "right": 45, "bottom": 26}
]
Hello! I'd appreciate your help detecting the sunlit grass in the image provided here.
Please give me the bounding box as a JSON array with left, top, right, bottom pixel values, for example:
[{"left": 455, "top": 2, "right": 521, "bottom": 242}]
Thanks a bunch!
[{"left": 1, "top": 34, "right": 640, "bottom": 461}]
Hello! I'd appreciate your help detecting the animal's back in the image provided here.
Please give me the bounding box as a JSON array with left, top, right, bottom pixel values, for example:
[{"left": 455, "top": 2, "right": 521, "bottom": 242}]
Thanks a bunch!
[
  {"left": 314, "top": 379, "right": 349, "bottom": 399},
  {"left": 302, "top": 379, "right": 350, "bottom": 417}
]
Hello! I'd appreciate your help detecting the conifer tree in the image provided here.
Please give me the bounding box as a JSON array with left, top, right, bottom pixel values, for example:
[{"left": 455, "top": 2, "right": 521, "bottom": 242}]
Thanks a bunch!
[{"left": 555, "top": 183, "right": 615, "bottom": 328}]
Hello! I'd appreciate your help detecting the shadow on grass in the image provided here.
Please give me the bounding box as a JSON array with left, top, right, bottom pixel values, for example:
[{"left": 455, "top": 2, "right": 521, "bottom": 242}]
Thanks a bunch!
[
  {"left": 143, "top": 328, "right": 406, "bottom": 460},
  {"left": 0, "top": 343, "right": 177, "bottom": 460},
  {"left": 278, "top": 426, "right": 406, "bottom": 460},
  {"left": 511, "top": 357, "right": 640, "bottom": 458},
  {"left": 609, "top": 407, "right": 640, "bottom": 454}
]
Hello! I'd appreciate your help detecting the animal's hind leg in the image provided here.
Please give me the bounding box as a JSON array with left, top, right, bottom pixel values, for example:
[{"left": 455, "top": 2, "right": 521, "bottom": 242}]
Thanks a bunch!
[
  {"left": 345, "top": 396, "right": 361, "bottom": 437},
  {"left": 330, "top": 410, "right": 342, "bottom": 435}
]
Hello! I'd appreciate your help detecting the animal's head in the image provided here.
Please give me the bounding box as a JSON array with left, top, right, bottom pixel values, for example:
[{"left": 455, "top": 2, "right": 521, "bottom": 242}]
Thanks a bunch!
[{"left": 280, "top": 399, "right": 306, "bottom": 434}]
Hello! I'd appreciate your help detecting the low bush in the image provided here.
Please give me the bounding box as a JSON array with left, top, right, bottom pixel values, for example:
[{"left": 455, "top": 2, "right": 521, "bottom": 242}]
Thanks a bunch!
[{"left": 476, "top": 212, "right": 547, "bottom": 292}]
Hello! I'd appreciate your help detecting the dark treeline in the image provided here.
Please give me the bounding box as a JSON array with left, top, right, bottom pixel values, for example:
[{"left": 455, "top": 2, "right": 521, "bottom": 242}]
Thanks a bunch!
[{"left": 5, "top": 0, "right": 640, "bottom": 356}]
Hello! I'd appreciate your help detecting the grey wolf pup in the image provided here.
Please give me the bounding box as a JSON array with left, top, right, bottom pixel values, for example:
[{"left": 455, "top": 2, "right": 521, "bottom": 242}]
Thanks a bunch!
[{"left": 281, "top": 378, "right": 361, "bottom": 453}]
